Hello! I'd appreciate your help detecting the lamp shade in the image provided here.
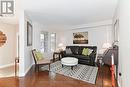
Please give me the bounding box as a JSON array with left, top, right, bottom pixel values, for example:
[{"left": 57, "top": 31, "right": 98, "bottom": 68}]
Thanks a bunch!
[
  {"left": 102, "top": 43, "right": 111, "bottom": 49},
  {"left": 58, "top": 43, "right": 63, "bottom": 47},
  {"left": 57, "top": 43, "right": 64, "bottom": 52}
]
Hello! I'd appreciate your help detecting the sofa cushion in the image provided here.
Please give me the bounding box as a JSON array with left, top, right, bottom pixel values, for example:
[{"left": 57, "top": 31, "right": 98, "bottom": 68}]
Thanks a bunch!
[
  {"left": 88, "top": 49, "right": 93, "bottom": 55},
  {"left": 66, "top": 48, "right": 72, "bottom": 54},
  {"left": 66, "top": 46, "right": 79, "bottom": 55},
  {"left": 73, "top": 47, "right": 79, "bottom": 55},
  {"left": 75, "top": 55, "right": 90, "bottom": 60},
  {"left": 78, "top": 46, "right": 95, "bottom": 55},
  {"left": 78, "top": 59, "right": 91, "bottom": 65},
  {"left": 64, "top": 54, "right": 76, "bottom": 57}
]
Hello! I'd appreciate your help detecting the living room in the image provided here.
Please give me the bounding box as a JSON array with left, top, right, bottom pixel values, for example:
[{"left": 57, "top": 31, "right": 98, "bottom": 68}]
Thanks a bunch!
[{"left": 0, "top": 0, "right": 130, "bottom": 87}]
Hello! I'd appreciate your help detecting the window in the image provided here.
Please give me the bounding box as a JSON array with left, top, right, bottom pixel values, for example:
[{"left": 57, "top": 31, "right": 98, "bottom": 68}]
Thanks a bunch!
[
  {"left": 50, "top": 33, "right": 56, "bottom": 52},
  {"left": 40, "top": 32, "right": 48, "bottom": 53}
]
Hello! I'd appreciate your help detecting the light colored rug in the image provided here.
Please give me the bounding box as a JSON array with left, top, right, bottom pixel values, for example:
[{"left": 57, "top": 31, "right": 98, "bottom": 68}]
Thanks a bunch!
[{"left": 41, "top": 61, "right": 98, "bottom": 84}]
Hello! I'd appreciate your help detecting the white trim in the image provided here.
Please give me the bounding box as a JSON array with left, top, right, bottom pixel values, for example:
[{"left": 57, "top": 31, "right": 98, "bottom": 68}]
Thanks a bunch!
[
  {"left": 19, "top": 12, "right": 25, "bottom": 77},
  {"left": 118, "top": 79, "right": 121, "bottom": 87},
  {"left": 24, "top": 63, "right": 33, "bottom": 75},
  {"left": 69, "top": 19, "right": 112, "bottom": 30},
  {"left": 19, "top": 63, "right": 33, "bottom": 77},
  {"left": 18, "top": 73, "right": 25, "bottom": 77},
  {"left": 0, "top": 63, "right": 14, "bottom": 69}
]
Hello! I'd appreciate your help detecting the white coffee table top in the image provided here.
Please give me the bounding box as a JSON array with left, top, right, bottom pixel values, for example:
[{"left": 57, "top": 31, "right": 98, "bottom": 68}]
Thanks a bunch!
[{"left": 61, "top": 57, "right": 78, "bottom": 66}]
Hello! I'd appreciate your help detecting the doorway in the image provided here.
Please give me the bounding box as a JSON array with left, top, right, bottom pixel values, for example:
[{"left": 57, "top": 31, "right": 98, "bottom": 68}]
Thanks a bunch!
[{"left": 0, "top": 23, "right": 19, "bottom": 78}]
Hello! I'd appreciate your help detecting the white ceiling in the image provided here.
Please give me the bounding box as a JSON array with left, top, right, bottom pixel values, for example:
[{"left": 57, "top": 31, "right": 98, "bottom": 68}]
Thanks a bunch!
[
  {"left": 0, "top": 0, "right": 118, "bottom": 29},
  {"left": 24, "top": 0, "right": 117, "bottom": 29}
]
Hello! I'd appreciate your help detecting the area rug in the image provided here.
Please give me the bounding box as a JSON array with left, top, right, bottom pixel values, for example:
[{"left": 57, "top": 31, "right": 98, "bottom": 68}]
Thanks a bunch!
[{"left": 41, "top": 61, "right": 98, "bottom": 84}]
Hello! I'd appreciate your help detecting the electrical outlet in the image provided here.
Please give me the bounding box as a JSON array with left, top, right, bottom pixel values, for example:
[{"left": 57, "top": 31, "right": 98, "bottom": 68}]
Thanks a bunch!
[{"left": 119, "top": 72, "right": 122, "bottom": 76}]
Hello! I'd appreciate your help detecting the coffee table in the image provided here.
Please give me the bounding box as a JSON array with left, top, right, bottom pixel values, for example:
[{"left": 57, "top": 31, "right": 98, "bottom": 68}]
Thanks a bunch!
[{"left": 61, "top": 57, "right": 78, "bottom": 70}]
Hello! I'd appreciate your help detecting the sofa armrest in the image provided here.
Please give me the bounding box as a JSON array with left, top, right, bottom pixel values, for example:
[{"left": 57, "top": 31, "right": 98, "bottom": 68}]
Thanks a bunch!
[
  {"left": 89, "top": 51, "right": 96, "bottom": 58},
  {"left": 61, "top": 51, "right": 66, "bottom": 57},
  {"left": 89, "top": 51, "right": 96, "bottom": 65}
]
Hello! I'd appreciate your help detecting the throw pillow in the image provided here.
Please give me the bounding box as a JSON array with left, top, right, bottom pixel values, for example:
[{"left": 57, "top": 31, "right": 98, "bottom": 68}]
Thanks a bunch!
[
  {"left": 66, "top": 48, "right": 72, "bottom": 54},
  {"left": 82, "top": 48, "right": 89, "bottom": 56},
  {"left": 88, "top": 49, "right": 93, "bottom": 55},
  {"left": 35, "top": 51, "right": 44, "bottom": 61},
  {"left": 73, "top": 47, "right": 79, "bottom": 55}
]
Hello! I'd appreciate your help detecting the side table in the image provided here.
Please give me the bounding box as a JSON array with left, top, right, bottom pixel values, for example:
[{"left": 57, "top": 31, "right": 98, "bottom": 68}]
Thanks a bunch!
[
  {"left": 53, "top": 52, "right": 62, "bottom": 62},
  {"left": 97, "top": 54, "right": 104, "bottom": 87},
  {"left": 97, "top": 54, "right": 103, "bottom": 67}
]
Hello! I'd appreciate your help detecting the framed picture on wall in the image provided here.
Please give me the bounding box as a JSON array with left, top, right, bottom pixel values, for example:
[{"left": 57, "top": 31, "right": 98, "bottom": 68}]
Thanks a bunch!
[
  {"left": 0, "top": 31, "right": 7, "bottom": 47},
  {"left": 73, "top": 32, "right": 88, "bottom": 44},
  {"left": 27, "top": 21, "right": 33, "bottom": 46}
]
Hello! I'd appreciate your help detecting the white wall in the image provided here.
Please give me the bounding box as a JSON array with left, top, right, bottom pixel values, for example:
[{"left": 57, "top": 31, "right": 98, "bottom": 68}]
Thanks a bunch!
[
  {"left": 19, "top": 12, "right": 54, "bottom": 76},
  {"left": 0, "top": 23, "right": 18, "bottom": 68},
  {"left": 19, "top": 11, "right": 25, "bottom": 76},
  {"left": 19, "top": 12, "right": 33, "bottom": 76},
  {"left": 116, "top": 0, "right": 130, "bottom": 87},
  {"left": 33, "top": 22, "right": 54, "bottom": 59},
  {"left": 57, "top": 24, "right": 113, "bottom": 52},
  {"left": 24, "top": 13, "right": 34, "bottom": 74},
  {"left": 113, "top": 1, "right": 122, "bottom": 87},
  {"left": 33, "top": 22, "right": 47, "bottom": 49}
]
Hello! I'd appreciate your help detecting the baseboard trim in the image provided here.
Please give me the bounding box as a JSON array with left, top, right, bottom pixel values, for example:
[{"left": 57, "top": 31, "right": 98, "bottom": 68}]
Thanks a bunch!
[
  {"left": 118, "top": 79, "right": 121, "bottom": 87},
  {"left": 19, "top": 63, "right": 33, "bottom": 77},
  {"left": 0, "top": 63, "right": 14, "bottom": 69},
  {"left": 25, "top": 63, "right": 33, "bottom": 76}
]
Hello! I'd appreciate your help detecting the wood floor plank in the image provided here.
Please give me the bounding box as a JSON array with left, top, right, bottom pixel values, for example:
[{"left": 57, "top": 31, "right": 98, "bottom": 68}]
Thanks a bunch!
[{"left": 0, "top": 65, "right": 113, "bottom": 87}]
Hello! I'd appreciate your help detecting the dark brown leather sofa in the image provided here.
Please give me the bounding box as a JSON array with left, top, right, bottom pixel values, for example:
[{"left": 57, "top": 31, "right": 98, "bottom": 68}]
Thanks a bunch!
[{"left": 62, "top": 46, "right": 97, "bottom": 66}]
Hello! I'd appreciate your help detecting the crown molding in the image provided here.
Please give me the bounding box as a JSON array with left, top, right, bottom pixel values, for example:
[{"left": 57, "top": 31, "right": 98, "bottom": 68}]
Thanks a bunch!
[{"left": 69, "top": 19, "right": 112, "bottom": 30}]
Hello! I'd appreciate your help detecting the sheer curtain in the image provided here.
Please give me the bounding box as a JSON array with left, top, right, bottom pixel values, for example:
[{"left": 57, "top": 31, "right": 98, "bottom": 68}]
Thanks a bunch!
[
  {"left": 50, "top": 33, "right": 56, "bottom": 52},
  {"left": 40, "top": 31, "right": 48, "bottom": 53}
]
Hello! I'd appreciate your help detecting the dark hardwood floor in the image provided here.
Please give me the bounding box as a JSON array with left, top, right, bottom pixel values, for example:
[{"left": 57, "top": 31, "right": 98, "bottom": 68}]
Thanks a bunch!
[{"left": 0, "top": 65, "right": 112, "bottom": 87}]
